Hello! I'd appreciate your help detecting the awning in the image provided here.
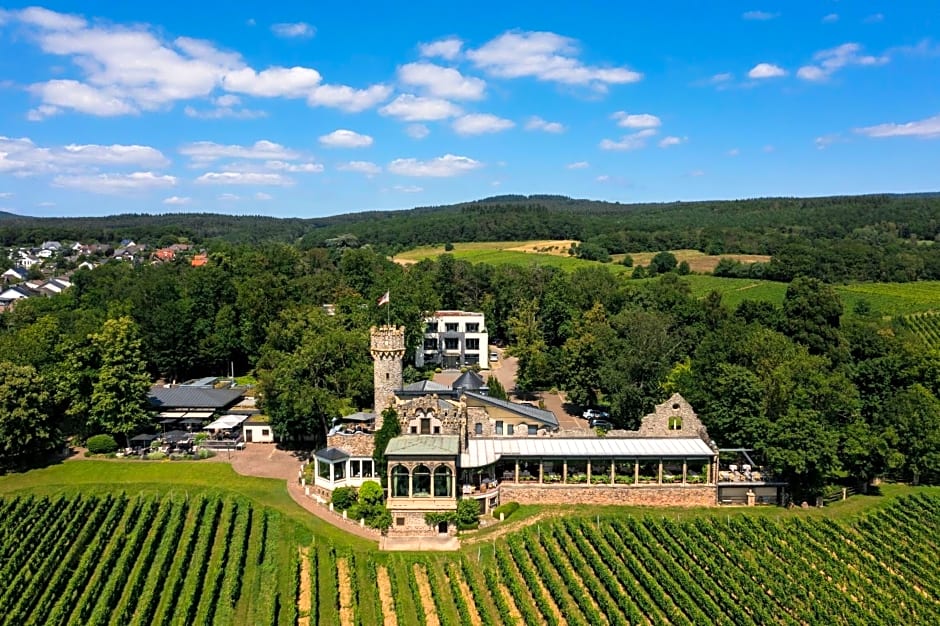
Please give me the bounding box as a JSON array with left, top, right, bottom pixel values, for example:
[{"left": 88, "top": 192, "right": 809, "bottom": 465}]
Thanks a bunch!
[
  {"left": 205, "top": 414, "right": 248, "bottom": 430},
  {"left": 460, "top": 437, "right": 715, "bottom": 468}
]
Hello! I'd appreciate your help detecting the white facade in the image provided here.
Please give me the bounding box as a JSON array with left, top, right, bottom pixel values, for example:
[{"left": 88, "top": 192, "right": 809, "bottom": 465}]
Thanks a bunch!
[
  {"left": 243, "top": 422, "right": 275, "bottom": 443},
  {"left": 415, "top": 310, "right": 489, "bottom": 370}
]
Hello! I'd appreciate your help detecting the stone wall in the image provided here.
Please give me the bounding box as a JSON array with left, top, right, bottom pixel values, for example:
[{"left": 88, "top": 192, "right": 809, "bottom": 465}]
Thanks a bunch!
[
  {"left": 387, "top": 509, "right": 458, "bottom": 537},
  {"left": 637, "top": 392, "right": 711, "bottom": 441},
  {"left": 326, "top": 433, "right": 375, "bottom": 457},
  {"left": 500, "top": 484, "right": 717, "bottom": 507},
  {"left": 371, "top": 325, "right": 405, "bottom": 423}
]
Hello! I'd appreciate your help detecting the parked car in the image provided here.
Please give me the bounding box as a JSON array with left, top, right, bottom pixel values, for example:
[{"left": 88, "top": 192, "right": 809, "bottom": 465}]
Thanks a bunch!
[
  {"left": 589, "top": 419, "right": 614, "bottom": 430},
  {"left": 489, "top": 351, "right": 499, "bottom": 362},
  {"left": 582, "top": 408, "right": 610, "bottom": 420}
]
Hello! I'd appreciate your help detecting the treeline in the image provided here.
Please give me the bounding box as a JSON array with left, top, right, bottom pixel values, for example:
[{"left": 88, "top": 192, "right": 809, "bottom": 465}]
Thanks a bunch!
[
  {"left": 1, "top": 243, "right": 937, "bottom": 494},
  {"left": 3, "top": 193, "right": 940, "bottom": 283}
]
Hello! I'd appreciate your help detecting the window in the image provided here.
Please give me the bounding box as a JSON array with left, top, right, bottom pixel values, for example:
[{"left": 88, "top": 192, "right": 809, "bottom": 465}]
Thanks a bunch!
[
  {"left": 474, "top": 422, "right": 483, "bottom": 435},
  {"left": 412, "top": 465, "right": 431, "bottom": 497},
  {"left": 361, "top": 459, "right": 374, "bottom": 477},
  {"left": 410, "top": 426, "right": 418, "bottom": 434},
  {"left": 466, "top": 338, "right": 479, "bottom": 350},
  {"left": 433, "top": 426, "right": 441, "bottom": 434},
  {"left": 424, "top": 338, "right": 438, "bottom": 350},
  {"left": 426, "top": 322, "right": 438, "bottom": 333},
  {"left": 423, "top": 353, "right": 436, "bottom": 363},
  {"left": 466, "top": 322, "right": 479, "bottom": 332},
  {"left": 392, "top": 465, "right": 410, "bottom": 497},
  {"left": 396, "top": 517, "right": 405, "bottom": 526},
  {"left": 495, "top": 421, "right": 503, "bottom": 435},
  {"left": 444, "top": 338, "right": 459, "bottom": 350},
  {"left": 261, "top": 429, "right": 269, "bottom": 437},
  {"left": 349, "top": 460, "right": 361, "bottom": 477},
  {"left": 420, "top": 418, "right": 431, "bottom": 435},
  {"left": 318, "top": 460, "right": 330, "bottom": 480},
  {"left": 433, "top": 466, "right": 453, "bottom": 497},
  {"left": 445, "top": 322, "right": 459, "bottom": 332},
  {"left": 507, "top": 424, "right": 515, "bottom": 436}
]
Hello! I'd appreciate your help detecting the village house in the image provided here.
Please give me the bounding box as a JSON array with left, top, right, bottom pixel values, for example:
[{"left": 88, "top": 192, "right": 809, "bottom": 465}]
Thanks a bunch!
[{"left": 415, "top": 310, "right": 490, "bottom": 370}]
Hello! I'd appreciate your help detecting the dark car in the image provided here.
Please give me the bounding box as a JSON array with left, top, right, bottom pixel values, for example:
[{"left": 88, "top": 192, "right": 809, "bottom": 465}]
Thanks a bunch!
[{"left": 589, "top": 418, "right": 614, "bottom": 430}]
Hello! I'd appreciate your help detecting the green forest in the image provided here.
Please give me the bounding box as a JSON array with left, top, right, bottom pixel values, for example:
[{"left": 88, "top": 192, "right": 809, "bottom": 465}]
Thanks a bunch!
[{"left": 1, "top": 192, "right": 939, "bottom": 497}]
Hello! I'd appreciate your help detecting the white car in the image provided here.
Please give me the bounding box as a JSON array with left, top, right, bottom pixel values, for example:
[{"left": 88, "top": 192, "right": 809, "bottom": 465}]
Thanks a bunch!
[{"left": 489, "top": 351, "right": 499, "bottom": 362}]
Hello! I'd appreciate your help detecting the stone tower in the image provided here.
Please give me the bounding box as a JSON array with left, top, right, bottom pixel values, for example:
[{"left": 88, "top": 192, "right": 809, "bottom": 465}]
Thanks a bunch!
[{"left": 370, "top": 325, "right": 405, "bottom": 429}]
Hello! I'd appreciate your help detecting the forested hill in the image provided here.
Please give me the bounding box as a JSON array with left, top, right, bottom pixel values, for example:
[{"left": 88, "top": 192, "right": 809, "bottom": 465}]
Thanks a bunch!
[{"left": 2, "top": 193, "right": 939, "bottom": 258}]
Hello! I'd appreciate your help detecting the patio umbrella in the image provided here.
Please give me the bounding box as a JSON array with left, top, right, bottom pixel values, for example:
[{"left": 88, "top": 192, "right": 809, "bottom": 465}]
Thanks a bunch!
[
  {"left": 130, "top": 433, "right": 157, "bottom": 443},
  {"left": 163, "top": 430, "right": 190, "bottom": 444},
  {"left": 180, "top": 418, "right": 204, "bottom": 431}
]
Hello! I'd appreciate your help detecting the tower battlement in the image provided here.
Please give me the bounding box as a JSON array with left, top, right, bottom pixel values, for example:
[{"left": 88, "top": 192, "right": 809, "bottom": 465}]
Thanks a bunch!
[
  {"left": 370, "top": 325, "right": 406, "bottom": 358},
  {"left": 371, "top": 325, "right": 405, "bottom": 425}
]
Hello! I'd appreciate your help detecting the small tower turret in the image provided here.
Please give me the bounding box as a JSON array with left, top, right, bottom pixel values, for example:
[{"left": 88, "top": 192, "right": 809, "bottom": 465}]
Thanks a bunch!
[{"left": 370, "top": 325, "right": 405, "bottom": 429}]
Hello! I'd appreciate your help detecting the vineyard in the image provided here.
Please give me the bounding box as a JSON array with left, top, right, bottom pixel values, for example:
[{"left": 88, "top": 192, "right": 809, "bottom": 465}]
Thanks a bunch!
[
  {"left": 897, "top": 311, "right": 940, "bottom": 349},
  {"left": 0, "top": 492, "right": 298, "bottom": 626},
  {"left": 2, "top": 485, "right": 938, "bottom": 626}
]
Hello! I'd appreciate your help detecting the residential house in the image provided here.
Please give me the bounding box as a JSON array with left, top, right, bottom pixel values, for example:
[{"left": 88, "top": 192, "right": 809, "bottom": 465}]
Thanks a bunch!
[
  {"left": 415, "top": 310, "right": 490, "bottom": 370},
  {"left": 0, "top": 284, "right": 33, "bottom": 311},
  {"left": 2, "top": 267, "right": 28, "bottom": 283},
  {"left": 191, "top": 253, "right": 208, "bottom": 267}
]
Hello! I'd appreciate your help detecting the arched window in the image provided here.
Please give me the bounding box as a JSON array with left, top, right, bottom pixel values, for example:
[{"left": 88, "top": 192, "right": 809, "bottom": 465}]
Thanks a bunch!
[
  {"left": 412, "top": 465, "right": 431, "bottom": 497},
  {"left": 433, "top": 466, "right": 453, "bottom": 497},
  {"left": 391, "top": 465, "right": 410, "bottom": 498}
]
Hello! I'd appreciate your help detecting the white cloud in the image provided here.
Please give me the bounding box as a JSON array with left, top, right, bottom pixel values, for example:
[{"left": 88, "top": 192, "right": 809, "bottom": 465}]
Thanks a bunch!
[
  {"left": 709, "top": 72, "right": 733, "bottom": 84},
  {"left": 14, "top": 6, "right": 88, "bottom": 30},
  {"left": 525, "top": 116, "right": 565, "bottom": 133},
  {"left": 658, "top": 136, "right": 685, "bottom": 148},
  {"left": 405, "top": 124, "right": 430, "bottom": 139},
  {"left": 37, "top": 201, "right": 56, "bottom": 207},
  {"left": 196, "top": 172, "right": 294, "bottom": 185},
  {"left": 566, "top": 161, "right": 589, "bottom": 169},
  {"left": 163, "top": 195, "right": 191, "bottom": 205},
  {"left": 179, "top": 140, "right": 299, "bottom": 164},
  {"left": 28, "top": 80, "right": 137, "bottom": 118},
  {"left": 0, "top": 136, "right": 170, "bottom": 175},
  {"left": 223, "top": 66, "right": 321, "bottom": 98},
  {"left": 319, "top": 129, "right": 374, "bottom": 148},
  {"left": 398, "top": 62, "right": 485, "bottom": 100},
  {"left": 379, "top": 94, "right": 462, "bottom": 121},
  {"left": 864, "top": 13, "right": 884, "bottom": 24},
  {"left": 599, "top": 128, "right": 656, "bottom": 151},
  {"left": 742, "top": 11, "right": 779, "bottom": 21},
  {"left": 419, "top": 38, "right": 463, "bottom": 60},
  {"left": 467, "top": 30, "right": 642, "bottom": 90},
  {"left": 183, "top": 104, "right": 266, "bottom": 119},
  {"left": 254, "top": 192, "right": 273, "bottom": 200},
  {"left": 797, "top": 43, "right": 889, "bottom": 82},
  {"left": 690, "top": 169, "right": 705, "bottom": 177},
  {"left": 215, "top": 94, "right": 241, "bottom": 107},
  {"left": 388, "top": 154, "right": 482, "bottom": 177},
  {"left": 263, "top": 160, "right": 324, "bottom": 173},
  {"left": 727, "top": 148, "right": 740, "bottom": 156},
  {"left": 822, "top": 13, "right": 839, "bottom": 23},
  {"left": 748, "top": 63, "right": 787, "bottom": 79},
  {"left": 595, "top": 175, "right": 610, "bottom": 182},
  {"left": 452, "top": 113, "right": 515, "bottom": 136},
  {"left": 53, "top": 171, "right": 177, "bottom": 194},
  {"left": 307, "top": 83, "right": 392, "bottom": 112},
  {"left": 393, "top": 184, "right": 423, "bottom": 193},
  {"left": 611, "top": 111, "right": 661, "bottom": 128},
  {"left": 0, "top": 192, "right": 12, "bottom": 198},
  {"left": 854, "top": 113, "right": 940, "bottom": 139},
  {"left": 217, "top": 193, "right": 240, "bottom": 201},
  {"left": 271, "top": 22, "right": 315, "bottom": 39},
  {"left": 337, "top": 161, "right": 382, "bottom": 176},
  {"left": 814, "top": 134, "right": 842, "bottom": 149}
]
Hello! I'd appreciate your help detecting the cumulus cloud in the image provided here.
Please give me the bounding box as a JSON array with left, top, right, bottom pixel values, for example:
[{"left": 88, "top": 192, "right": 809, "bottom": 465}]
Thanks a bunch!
[
  {"left": 179, "top": 140, "right": 299, "bottom": 164},
  {"left": 742, "top": 11, "right": 779, "bottom": 21},
  {"left": 254, "top": 192, "right": 273, "bottom": 200},
  {"left": 337, "top": 161, "right": 382, "bottom": 176},
  {"left": 184, "top": 95, "right": 266, "bottom": 119},
  {"left": 612, "top": 111, "right": 661, "bottom": 128},
  {"left": 467, "top": 30, "right": 642, "bottom": 90},
  {"left": 270, "top": 22, "right": 315, "bottom": 39},
  {"left": 217, "top": 193, "right": 240, "bottom": 201},
  {"left": 398, "top": 62, "right": 485, "bottom": 100},
  {"left": 307, "top": 83, "right": 392, "bottom": 112},
  {"left": 525, "top": 116, "right": 565, "bottom": 133},
  {"left": 388, "top": 154, "right": 482, "bottom": 177},
  {"left": 822, "top": 13, "right": 839, "bottom": 23},
  {"left": 27, "top": 81, "right": 137, "bottom": 119},
  {"left": 658, "top": 136, "right": 685, "bottom": 148},
  {"left": 854, "top": 113, "right": 940, "bottom": 139},
  {"left": 379, "top": 94, "right": 462, "bottom": 121},
  {"left": 223, "top": 66, "right": 321, "bottom": 97},
  {"left": 196, "top": 171, "right": 294, "bottom": 185},
  {"left": 566, "top": 161, "right": 589, "bottom": 169},
  {"left": 405, "top": 124, "right": 430, "bottom": 139},
  {"left": 319, "top": 129, "right": 374, "bottom": 148},
  {"left": 263, "top": 160, "right": 324, "bottom": 173},
  {"left": 419, "top": 37, "right": 463, "bottom": 60},
  {"left": 393, "top": 184, "right": 423, "bottom": 193},
  {"left": 452, "top": 113, "right": 514, "bottom": 136},
  {"left": 53, "top": 171, "right": 177, "bottom": 194},
  {"left": 0, "top": 136, "right": 170, "bottom": 175},
  {"left": 864, "top": 13, "right": 884, "bottom": 24},
  {"left": 797, "top": 43, "right": 889, "bottom": 81},
  {"left": 163, "top": 195, "right": 191, "bottom": 205},
  {"left": 748, "top": 63, "right": 787, "bottom": 78},
  {"left": 599, "top": 128, "right": 656, "bottom": 150}
]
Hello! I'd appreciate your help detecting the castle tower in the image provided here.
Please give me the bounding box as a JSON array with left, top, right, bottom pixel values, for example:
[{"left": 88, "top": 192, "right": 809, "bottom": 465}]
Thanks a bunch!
[{"left": 371, "top": 325, "right": 405, "bottom": 429}]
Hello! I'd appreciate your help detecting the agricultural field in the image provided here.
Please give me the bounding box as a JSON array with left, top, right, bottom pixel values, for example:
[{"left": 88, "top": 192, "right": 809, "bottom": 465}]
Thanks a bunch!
[
  {"left": 897, "top": 311, "right": 940, "bottom": 349},
  {"left": 2, "top": 462, "right": 938, "bottom": 626}
]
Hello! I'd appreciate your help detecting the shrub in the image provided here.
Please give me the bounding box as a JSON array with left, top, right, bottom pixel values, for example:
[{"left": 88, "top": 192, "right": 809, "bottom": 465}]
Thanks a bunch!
[
  {"left": 86, "top": 434, "right": 118, "bottom": 454},
  {"left": 147, "top": 451, "right": 168, "bottom": 460},
  {"left": 492, "top": 501, "right": 520, "bottom": 520},
  {"left": 456, "top": 498, "right": 481, "bottom": 530},
  {"left": 331, "top": 486, "right": 359, "bottom": 511},
  {"left": 358, "top": 481, "right": 384, "bottom": 506},
  {"left": 444, "top": 242, "right": 454, "bottom": 251}
]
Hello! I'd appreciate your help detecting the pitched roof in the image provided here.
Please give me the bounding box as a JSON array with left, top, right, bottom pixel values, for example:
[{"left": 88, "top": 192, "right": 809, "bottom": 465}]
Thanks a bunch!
[
  {"left": 148, "top": 386, "right": 244, "bottom": 409},
  {"left": 314, "top": 447, "right": 350, "bottom": 462},
  {"left": 462, "top": 391, "right": 559, "bottom": 428},
  {"left": 452, "top": 370, "right": 487, "bottom": 391},
  {"left": 340, "top": 411, "right": 376, "bottom": 422},
  {"left": 401, "top": 380, "right": 451, "bottom": 392},
  {"left": 385, "top": 435, "right": 459, "bottom": 457}
]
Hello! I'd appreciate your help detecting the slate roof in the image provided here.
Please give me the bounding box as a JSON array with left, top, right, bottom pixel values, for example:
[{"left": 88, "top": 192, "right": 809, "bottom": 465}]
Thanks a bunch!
[
  {"left": 315, "top": 447, "right": 350, "bottom": 462},
  {"left": 148, "top": 386, "right": 244, "bottom": 409},
  {"left": 401, "top": 380, "right": 451, "bottom": 392},
  {"left": 462, "top": 391, "right": 559, "bottom": 428},
  {"left": 385, "top": 435, "right": 459, "bottom": 457},
  {"left": 340, "top": 412, "right": 376, "bottom": 422},
  {"left": 452, "top": 370, "right": 487, "bottom": 391}
]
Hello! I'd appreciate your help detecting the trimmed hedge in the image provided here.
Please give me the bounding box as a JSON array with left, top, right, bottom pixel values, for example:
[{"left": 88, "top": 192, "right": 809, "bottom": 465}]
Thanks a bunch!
[
  {"left": 492, "top": 502, "right": 520, "bottom": 520},
  {"left": 86, "top": 434, "right": 118, "bottom": 454}
]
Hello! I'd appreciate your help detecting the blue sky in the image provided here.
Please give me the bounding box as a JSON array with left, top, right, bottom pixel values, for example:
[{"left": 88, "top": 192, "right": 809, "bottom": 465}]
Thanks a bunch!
[{"left": 0, "top": 2, "right": 938, "bottom": 218}]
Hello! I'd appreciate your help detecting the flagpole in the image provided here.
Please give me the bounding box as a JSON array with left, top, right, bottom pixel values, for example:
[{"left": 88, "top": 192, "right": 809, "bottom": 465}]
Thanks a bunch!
[{"left": 387, "top": 290, "right": 391, "bottom": 326}]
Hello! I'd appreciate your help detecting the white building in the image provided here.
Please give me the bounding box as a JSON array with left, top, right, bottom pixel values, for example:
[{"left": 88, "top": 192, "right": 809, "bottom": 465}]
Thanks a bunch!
[{"left": 415, "top": 310, "right": 489, "bottom": 370}]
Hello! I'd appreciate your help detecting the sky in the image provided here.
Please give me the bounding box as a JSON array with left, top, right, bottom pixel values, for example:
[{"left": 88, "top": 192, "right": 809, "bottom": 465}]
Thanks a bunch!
[{"left": 0, "top": 2, "right": 938, "bottom": 218}]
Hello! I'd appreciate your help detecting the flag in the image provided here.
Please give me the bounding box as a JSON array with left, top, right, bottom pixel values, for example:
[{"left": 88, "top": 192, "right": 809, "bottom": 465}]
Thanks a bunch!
[{"left": 377, "top": 291, "right": 390, "bottom": 306}]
